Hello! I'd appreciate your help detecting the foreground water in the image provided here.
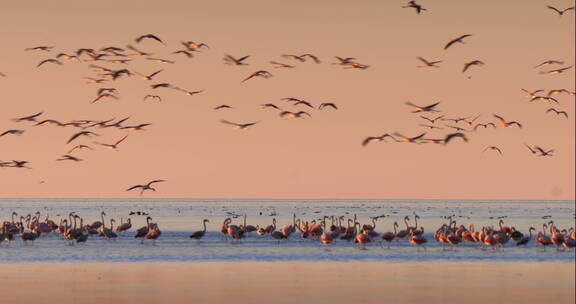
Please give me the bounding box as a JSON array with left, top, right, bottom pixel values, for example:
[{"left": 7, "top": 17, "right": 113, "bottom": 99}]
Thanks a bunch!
[{"left": 0, "top": 199, "right": 574, "bottom": 263}]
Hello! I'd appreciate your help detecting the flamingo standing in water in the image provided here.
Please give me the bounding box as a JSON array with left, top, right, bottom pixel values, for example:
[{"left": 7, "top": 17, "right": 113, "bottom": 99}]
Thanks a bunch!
[
  {"left": 115, "top": 218, "right": 132, "bottom": 233},
  {"left": 241, "top": 215, "right": 257, "bottom": 233},
  {"left": 409, "top": 228, "right": 427, "bottom": 250},
  {"left": 380, "top": 222, "right": 397, "bottom": 247},
  {"left": 145, "top": 223, "right": 161, "bottom": 244},
  {"left": 220, "top": 218, "right": 232, "bottom": 239},
  {"left": 280, "top": 214, "right": 297, "bottom": 238},
  {"left": 355, "top": 222, "right": 372, "bottom": 249},
  {"left": 190, "top": 219, "right": 209, "bottom": 240},
  {"left": 516, "top": 227, "right": 535, "bottom": 246},
  {"left": 134, "top": 216, "right": 152, "bottom": 241},
  {"left": 536, "top": 224, "right": 552, "bottom": 250},
  {"left": 321, "top": 220, "right": 334, "bottom": 248}
]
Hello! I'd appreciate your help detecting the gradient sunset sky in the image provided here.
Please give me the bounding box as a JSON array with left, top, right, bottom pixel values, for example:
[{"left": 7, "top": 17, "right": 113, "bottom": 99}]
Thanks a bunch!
[{"left": 0, "top": 0, "right": 574, "bottom": 199}]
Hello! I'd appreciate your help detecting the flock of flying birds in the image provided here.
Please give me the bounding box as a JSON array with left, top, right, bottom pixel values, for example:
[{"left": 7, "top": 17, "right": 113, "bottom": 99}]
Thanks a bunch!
[{"left": 0, "top": 3, "right": 574, "bottom": 193}]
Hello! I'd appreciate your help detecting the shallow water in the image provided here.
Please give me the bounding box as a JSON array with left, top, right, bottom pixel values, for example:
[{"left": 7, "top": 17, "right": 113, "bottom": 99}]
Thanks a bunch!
[{"left": 0, "top": 199, "right": 574, "bottom": 263}]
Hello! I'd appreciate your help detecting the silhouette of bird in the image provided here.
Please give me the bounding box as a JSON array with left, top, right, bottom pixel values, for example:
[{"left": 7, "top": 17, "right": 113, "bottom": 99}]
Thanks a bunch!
[
  {"left": 182, "top": 41, "right": 209, "bottom": 51},
  {"left": 393, "top": 132, "right": 426, "bottom": 143},
  {"left": 67, "top": 131, "right": 99, "bottom": 144},
  {"left": 144, "top": 95, "right": 162, "bottom": 102},
  {"left": 540, "top": 65, "right": 573, "bottom": 75},
  {"left": 402, "top": 1, "right": 427, "bottom": 14},
  {"left": 473, "top": 122, "right": 496, "bottom": 131},
  {"left": 224, "top": 55, "right": 250, "bottom": 66},
  {"left": 362, "top": 134, "right": 395, "bottom": 146},
  {"left": 270, "top": 61, "right": 295, "bottom": 69},
  {"left": 120, "top": 123, "right": 152, "bottom": 131},
  {"left": 280, "top": 111, "right": 311, "bottom": 119},
  {"left": 444, "top": 133, "right": 468, "bottom": 145},
  {"left": 57, "top": 155, "right": 83, "bottom": 162},
  {"left": 547, "top": 6, "right": 574, "bottom": 16},
  {"left": 493, "top": 114, "right": 522, "bottom": 128},
  {"left": 36, "top": 59, "right": 62, "bottom": 68},
  {"left": 126, "top": 45, "right": 152, "bottom": 56},
  {"left": 127, "top": 180, "right": 166, "bottom": 195},
  {"left": 406, "top": 101, "right": 440, "bottom": 113},
  {"left": 214, "top": 105, "right": 233, "bottom": 110},
  {"left": 483, "top": 146, "right": 503, "bottom": 155},
  {"left": 172, "top": 50, "right": 195, "bottom": 58},
  {"left": 94, "top": 135, "right": 129, "bottom": 151},
  {"left": 546, "top": 108, "right": 568, "bottom": 118},
  {"left": 463, "top": 60, "right": 484, "bottom": 72},
  {"left": 293, "top": 100, "right": 314, "bottom": 108},
  {"left": 146, "top": 58, "right": 174, "bottom": 64},
  {"left": 67, "top": 145, "right": 93, "bottom": 154},
  {"left": 91, "top": 93, "right": 119, "bottom": 104},
  {"left": 420, "top": 115, "right": 445, "bottom": 124},
  {"left": 0, "top": 130, "right": 24, "bottom": 137},
  {"left": 333, "top": 57, "right": 356, "bottom": 65},
  {"left": 318, "top": 103, "right": 338, "bottom": 110},
  {"left": 220, "top": 120, "right": 258, "bottom": 130},
  {"left": 534, "top": 60, "right": 564, "bottom": 68},
  {"left": 242, "top": 70, "right": 272, "bottom": 82},
  {"left": 25, "top": 46, "right": 54, "bottom": 52},
  {"left": 521, "top": 88, "right": 545, "bottom": 98},
  {"left": 135, "top": 34, "right": 165, "bottom": 45},
  {"left": 261, "top": 103, "right": 281, "bottom": 110},
  {"left": 136, "top": 70, "right": 163, "bottom": 80},
  {"left": 417, "top": 57, "right": 441, "bottom": 68},
  {"left": 444, "top": 34, "right": 472, "bottom": 50},
  {"left": 151, "top": 83, "right": 173, "bottom": 89},
  {"left": 35, "top": 119, "right": 64, "bottom": 127},
  {"left": 530, "top": 96, "right": 559, "bottom": 104},
  {"left": 534, "top": 146, "right": 554, "bottom": 157}
]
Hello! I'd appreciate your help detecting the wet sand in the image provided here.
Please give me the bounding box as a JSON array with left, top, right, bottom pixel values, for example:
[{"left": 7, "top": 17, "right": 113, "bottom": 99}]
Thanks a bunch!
[{"left": 1, "top": 262, "right": 573, "bottom": 304}]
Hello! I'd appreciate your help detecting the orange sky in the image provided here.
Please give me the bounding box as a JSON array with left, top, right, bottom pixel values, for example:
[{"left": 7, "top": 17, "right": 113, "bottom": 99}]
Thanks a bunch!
[{"left": 0, "top": 0, "right": 574, "bottom": 200}]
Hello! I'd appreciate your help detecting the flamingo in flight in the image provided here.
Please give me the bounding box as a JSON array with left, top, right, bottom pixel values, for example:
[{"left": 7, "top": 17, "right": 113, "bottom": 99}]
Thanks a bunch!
[
  {"left": 405, "top": 101, "right": 440, "bottom": 113},
  {"left": 547, "top": 6, "right": 574, "bottom": 16},
  {"left": 417, "top": 57, "right": 441, "bottom": 68},
  {"left": 493, "top": 114, "right": 522, "bottom": 128},
  {"left": 444, "top": 34, "right": 472, "bottom": 50},
  {"left": 402, "top": 1, "right": 427, "bottom": 14},
  {"left": 533, "top": 60, "right": 563, "bottom": 68},
  {"left": 220, "top": 120, "right": 258, "bottom": 130},
  {"left": 242, "top": 70, "right": 272, "bottom": 82},
  {"left": 444, "top": 132, "right": 468, "bottom": 145},
  {"left": 135, "top": 34, "right": 165, "bottom": 45},
  {"left": 362, "top": 134, "right": 395, "bottom": 146},
  {"left": 546, "top": 108, "right": 568, "bottom": 118},
  {"left": 393, "top": 132, "right": 426, "bottom": 143},
  {"left": 126, "top": 180, "right": 166, "bottom": 195},
  {"left": 224, "top": 55, "right": 250, "bottom": 66},
  {"left": 483, "top": 146, "right": 503, "bottom": 155},
  {"left": 94, "top": 135, "right": 129, "bottom": 151}
]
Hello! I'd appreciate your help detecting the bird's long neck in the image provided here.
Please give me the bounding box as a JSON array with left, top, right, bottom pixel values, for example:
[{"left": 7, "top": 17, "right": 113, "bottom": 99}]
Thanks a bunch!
[
  {"left": 203, "top": 221, "right": 207, "bottom": 232},
  {"left": 413, "top": 216, "right": 418, "bottom": 229}
]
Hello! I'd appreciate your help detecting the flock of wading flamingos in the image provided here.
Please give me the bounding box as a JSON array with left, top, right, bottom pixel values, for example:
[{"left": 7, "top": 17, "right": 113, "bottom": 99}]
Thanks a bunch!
[{"left": 1, "top": 211, "right": 575, "bottom": 251}]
